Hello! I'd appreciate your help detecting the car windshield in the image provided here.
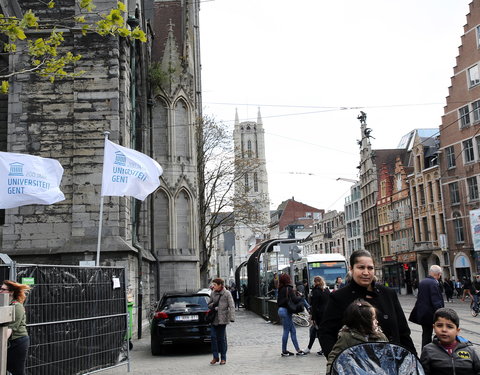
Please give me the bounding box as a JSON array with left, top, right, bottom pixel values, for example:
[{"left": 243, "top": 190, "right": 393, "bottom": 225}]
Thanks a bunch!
[{"left": 162, "top": 295, "right": 209, "bottom": 310}]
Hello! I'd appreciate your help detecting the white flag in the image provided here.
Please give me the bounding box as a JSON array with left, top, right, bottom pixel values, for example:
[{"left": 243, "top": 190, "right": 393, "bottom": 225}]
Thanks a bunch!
[
  {"left": 0, "top": 151, "right": 65, "bottom": 209},
  {"left": 101, "top": 139, "right": 163, "bottom": 201}
]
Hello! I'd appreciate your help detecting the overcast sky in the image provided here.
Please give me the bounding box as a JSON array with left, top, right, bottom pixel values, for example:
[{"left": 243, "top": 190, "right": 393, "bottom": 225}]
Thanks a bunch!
[{"left": 199, "top": 0, "right": 471, "bottom": 212}]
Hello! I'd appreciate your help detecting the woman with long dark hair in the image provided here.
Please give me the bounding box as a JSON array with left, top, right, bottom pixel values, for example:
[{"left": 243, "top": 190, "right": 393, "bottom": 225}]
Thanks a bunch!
[
  {"left": 2, "top": 280, "right": 30, "bottom": 375},
  {"left": 319, "top": 250, "right": 415, "bottom": 359},
  {"left": 277, "top": 273, "right": 306, "bottom": 357}
]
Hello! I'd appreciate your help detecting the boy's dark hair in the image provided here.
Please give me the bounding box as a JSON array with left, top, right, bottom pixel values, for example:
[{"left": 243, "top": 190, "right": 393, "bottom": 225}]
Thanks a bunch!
[
  {"left": 434, "top": 307, "right": 460, "bottom": 327},
  {"left": 343, "top": 298, "right": 376, "bottom": 335}
]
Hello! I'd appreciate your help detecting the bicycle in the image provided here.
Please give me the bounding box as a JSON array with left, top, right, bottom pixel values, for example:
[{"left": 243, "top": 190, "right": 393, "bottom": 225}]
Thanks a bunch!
[{"left": 292, "top": 309, "right": 311, "bottom": 327}]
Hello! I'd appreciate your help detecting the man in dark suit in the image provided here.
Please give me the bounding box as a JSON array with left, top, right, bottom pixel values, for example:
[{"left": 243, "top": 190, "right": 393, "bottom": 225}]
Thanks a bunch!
[{"left": 409, "top": 265, "right": 444, "bottom": 348}]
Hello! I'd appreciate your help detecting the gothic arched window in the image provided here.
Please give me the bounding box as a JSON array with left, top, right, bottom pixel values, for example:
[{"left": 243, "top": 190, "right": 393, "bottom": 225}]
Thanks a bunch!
[
  {"left": 176, "top": 190, "right": 191, "bottom": 249},
  {"left": 174, "top": 99, "right": 189, "bottom": 158},
  {"left": 247, "top": 140, "right": 252, "bottom": 158},
  {"left": 154, "top": 190, "right": 169, "bottom": 251},
  {"left": 153, "top": 98, "right": 168, "bottom": 158},
  {"left": 254, "top": 172, "right": 258, "bottom": 192}
]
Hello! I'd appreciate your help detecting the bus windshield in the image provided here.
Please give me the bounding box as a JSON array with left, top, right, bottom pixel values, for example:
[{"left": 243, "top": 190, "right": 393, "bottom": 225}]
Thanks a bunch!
[{"left": 308, "top": 261, "right": 347, "bottom": 288}]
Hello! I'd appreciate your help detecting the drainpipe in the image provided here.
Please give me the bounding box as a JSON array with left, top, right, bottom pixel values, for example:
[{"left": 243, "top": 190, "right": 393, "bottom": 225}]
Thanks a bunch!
[{"left": 127, "top": 15, "right": 143, "bottom": 339}]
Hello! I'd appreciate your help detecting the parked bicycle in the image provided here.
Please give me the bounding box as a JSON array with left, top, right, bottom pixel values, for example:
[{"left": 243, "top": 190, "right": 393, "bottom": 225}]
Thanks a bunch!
[{"left": 292, "top": 308, "right": 311, "bottom": 327}]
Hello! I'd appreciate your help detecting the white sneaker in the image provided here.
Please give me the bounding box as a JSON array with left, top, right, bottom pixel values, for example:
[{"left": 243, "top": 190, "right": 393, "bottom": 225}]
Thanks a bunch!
[{"left": 303, "top": 348, "right": 310, "bottom": 354}]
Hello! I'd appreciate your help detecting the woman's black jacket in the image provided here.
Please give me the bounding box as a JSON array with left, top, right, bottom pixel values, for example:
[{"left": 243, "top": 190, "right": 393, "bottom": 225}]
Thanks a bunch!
[
  {"left": 318, "top": 279, "right": 416, "bottom": 357},
  {"left": 309, "top": 286, "right": 330, "bottom": 324},
  {"left": 277, "top": 285, "right": 300, "bottom": 308}
]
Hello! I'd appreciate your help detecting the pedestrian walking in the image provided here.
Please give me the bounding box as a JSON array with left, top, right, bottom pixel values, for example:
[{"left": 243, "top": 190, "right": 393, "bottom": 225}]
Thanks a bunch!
[
  {"left": 420, "top": 307, "right": 480, "bottom": 374},
  {"left": 2, "top": 280, "right": 30, "bottom": 375},
  {"left": 303, "top": 276, "right": 329, "bottom": 356},
  {"left": 333, "top": 277, "right": 345, "bottom": 291},
  {"left": 230, "top": 284, "right": 240, "bottom": 310},
  {"left": 409, "top": 265, "right": 444, "bottom": 348},
  {"left": 462, "top": 276, "right": 473, "bottom": 301},
  {"left": 455, "top": 278, "right": 463, "bottom": 299},
  {"left": 208, "top": 278, "right": 235, "bottom": 365},
  {"left": 443, "top": 277, "right": 454, "bottom": 303},
  {"left": 326, "top": 299, "right": 388, "bottom": 374},
  {"left": 319, "top": 249, "right": 416, "bottom": 357},
  {"left": 472, "top": 275, "right": 480, "bottom": 313},
  {"left": 277, "top": 273, "right": 307, "bottom": 357}
]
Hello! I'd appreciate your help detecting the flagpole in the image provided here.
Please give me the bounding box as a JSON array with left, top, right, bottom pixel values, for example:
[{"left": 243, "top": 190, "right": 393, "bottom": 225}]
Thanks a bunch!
[{"left": 96, "top": 131, "right": 110, "bottom": 266}]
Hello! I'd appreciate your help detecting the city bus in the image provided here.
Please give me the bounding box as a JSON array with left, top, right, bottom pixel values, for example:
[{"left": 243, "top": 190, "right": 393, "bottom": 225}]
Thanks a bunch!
[{"left": 292, "top": 253, "right": 348, "bottom": 291}]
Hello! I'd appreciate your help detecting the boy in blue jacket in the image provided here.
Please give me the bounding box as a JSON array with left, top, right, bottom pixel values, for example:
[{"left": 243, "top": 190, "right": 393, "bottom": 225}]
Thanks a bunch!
[{"left": 420, "top": 308, "right": 480, "bottom": 375}]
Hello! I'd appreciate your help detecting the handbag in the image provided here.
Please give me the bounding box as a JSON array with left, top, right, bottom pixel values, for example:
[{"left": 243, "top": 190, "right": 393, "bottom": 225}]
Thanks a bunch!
[
  {"left": 206, "top": 294, "right": 222, "bottom": 324},
  {"left": 287, "top": 289, "right": 304, "bottom": 314},
  {"left": 206, "top": 309, "right": 217, "bottom": 324}
]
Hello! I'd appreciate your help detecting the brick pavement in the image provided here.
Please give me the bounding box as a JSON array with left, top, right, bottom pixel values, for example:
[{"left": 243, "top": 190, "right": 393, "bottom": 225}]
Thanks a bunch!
[{"left": 100, "top": 294, "right": 480, "bottom": 375}]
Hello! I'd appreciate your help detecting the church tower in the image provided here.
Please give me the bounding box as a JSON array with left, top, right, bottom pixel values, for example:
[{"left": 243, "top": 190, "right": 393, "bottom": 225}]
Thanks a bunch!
[{"left": 233, "top": 108, "right": 271, "bottom": 266}]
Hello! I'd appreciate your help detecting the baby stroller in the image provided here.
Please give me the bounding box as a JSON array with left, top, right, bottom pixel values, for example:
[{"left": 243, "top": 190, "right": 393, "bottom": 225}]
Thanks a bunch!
[{"left": 329, "top": 342, "right": 424, "bottom": 375}]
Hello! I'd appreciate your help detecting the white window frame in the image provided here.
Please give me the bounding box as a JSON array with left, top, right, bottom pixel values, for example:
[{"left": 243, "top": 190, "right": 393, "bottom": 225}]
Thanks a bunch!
[
  {"left": 464, "top": 138, "right": 475, "bottom": 163},
  {"left": 446, "top": 146, "right": 456, "bottom": 169},
  {"left": 477, "top": 25, "right": 480, "bottom": 48},
  {"left": 476, "top": 135, "right": 480, "bottom": 161},
  {"left": 459, "top": 105, "right": 471, "bottom": 128},
  {"left": 467, "top": 176, "right": 479, "bottom": 201},
  {"left": 469, "top": 64, "right": 480, "bottom": 88},
  {"left": 449, "top": 182, "right": 460, "bottom": 205},
  {"left": 473, "top": 100, "right": 480, "bottom": 123}
]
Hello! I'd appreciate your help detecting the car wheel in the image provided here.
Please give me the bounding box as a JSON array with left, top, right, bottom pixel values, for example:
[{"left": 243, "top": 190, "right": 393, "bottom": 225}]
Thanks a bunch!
[{"left": 151, "top": 336, "right": 163, "bottom": 356}]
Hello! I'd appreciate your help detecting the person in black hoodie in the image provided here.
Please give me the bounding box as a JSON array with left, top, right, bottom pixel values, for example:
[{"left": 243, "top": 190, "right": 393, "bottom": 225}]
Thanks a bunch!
[
  {"left": 277, "top": 273, "right": 307, "bottom": 357},
  {"left": 319, "top": 249, "right": 416, "bottom": 358}
]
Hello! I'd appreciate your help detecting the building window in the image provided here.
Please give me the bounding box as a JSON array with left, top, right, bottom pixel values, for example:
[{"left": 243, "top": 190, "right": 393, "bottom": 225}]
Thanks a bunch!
[
  {"left": 419, "top": 184, "right": 425, "bottom": 205},
  {"left": 459, "top": 105, "right": 471, "bottom": 128},
  {"left": 467, "top": 176, "right": 479, "bottom": 201},
  {"left": 253, "top": 172, "right": 258, "bottom": 192},
  {"left": 473, "top": 100, "right": 480, "bottom": 123},
  {"left": 477, "top": 25, "right": 480, "bottom": 47},
  {"left": 449, "top": 182, "right": 460, "bottom": 205},
  {"left": 245, "top": 174, "right": 249, "bottom": 192},
  {"left": 453, "top": 212, "right": 465, "bottom": 243},
  {"left": 469, "top": 65, "right": 480, "bottom": 87},
  {"left": 464, "top": 139, "right": 475, "bottom": 163},
  {"left": 446, "top": 146, "right": 456, "bottom": 168},
  {"left": 476, "top": 135, "right": 480, "bottom": 161},
  {"left": 247, "top": 140, "right": 252, "bottom": 158}
]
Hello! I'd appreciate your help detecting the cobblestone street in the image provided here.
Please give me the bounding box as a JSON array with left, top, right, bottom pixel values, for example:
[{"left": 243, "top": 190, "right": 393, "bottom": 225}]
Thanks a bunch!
[{"left": 101, "top": 295, "right": 480, "bottom": 375}]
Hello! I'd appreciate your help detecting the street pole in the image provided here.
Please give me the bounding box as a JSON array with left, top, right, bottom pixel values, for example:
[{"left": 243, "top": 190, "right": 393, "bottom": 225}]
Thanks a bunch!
[{"left": 96, "top": 131, "right": 110, "bottom": 266}]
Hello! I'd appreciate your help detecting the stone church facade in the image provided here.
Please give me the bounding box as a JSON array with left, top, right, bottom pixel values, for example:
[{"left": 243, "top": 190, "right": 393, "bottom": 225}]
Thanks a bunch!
[{"left": 0, "top": 0, "right": 201, "bottom": 327}]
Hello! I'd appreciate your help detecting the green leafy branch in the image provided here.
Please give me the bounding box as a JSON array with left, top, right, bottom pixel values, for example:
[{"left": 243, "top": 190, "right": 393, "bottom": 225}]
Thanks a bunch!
[{"left": 0, "top": 0, "right": 147, "bottom": 92}]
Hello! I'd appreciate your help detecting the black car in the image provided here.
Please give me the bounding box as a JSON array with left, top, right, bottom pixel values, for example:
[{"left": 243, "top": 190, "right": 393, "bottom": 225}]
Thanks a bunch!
[{"left": 150, "top": 291, "right": 211, "bottom": 355}]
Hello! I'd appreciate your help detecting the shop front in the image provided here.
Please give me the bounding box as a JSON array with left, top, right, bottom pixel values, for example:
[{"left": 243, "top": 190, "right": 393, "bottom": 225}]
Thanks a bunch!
[
  {"left": 382, "top": 255, "right": 401, "bottom": 294},
  {"left": 396, "top": 252, "right": 418, "bottom": 294}
]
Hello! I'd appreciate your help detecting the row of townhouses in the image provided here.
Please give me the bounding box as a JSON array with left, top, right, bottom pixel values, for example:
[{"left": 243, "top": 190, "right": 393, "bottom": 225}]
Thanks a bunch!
[{"left": 212, "top": 2, "right": 480, "bottom": 294}]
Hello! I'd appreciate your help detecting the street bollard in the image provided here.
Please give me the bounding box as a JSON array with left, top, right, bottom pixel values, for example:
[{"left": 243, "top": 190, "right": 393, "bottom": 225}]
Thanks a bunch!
[{"left": 0, "top": 294, "right": 14, "bottom": 375}]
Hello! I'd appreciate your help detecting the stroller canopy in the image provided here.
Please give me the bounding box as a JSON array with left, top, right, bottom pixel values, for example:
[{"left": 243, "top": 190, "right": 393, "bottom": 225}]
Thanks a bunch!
[{"left": 330, "top": 342, "right": 424, "bottom": 375}]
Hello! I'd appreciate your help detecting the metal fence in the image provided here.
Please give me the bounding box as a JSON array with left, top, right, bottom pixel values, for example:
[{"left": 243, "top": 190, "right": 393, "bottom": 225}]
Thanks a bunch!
[{"left": 5, "top": 264, "right": 129, "bottom": 375}]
